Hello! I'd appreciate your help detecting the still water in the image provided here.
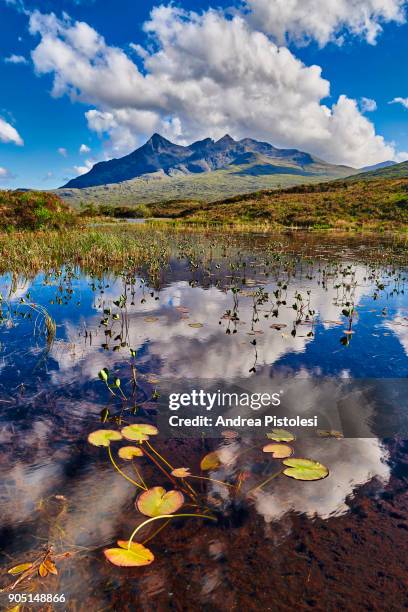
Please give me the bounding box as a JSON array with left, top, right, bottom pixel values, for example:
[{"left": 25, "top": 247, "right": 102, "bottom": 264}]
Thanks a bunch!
[{"left": 0, "top": 231, "right": 407, "bottom": 610}]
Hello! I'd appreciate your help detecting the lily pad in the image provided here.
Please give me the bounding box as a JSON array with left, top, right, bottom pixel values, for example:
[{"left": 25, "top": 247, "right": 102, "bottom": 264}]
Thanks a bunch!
[
  {"left": 266, "top": 429, "right": 295, "bottom": 443},
  {"left": 104, "top": 544, "right": 154, "bottom": 567},
  {"left": 282, "top": 458, "right": 329, "bottom": 481},
  {"left": 188, "top": 322, "right": 203, "bottom": 328},
  {"left": 88, "top": 429, "right": 122, "bottom": 447},
  {"left": 121, "top": 423, "right": 158, "bottom": 442},
  {"left": 136, "top": 486, "right": 184, "bottom": 517},
  {"left": 118, "top": 446, "right": 144, "bottom": 460},
  {"left": 171, "top": 467, "right": 191, "bottom": 478},
  {"left": 200, "top": 451, "right": 221, "bottom": 471},
  {"left": 262, "top": 443, "right": 293, "bottom": 458}
]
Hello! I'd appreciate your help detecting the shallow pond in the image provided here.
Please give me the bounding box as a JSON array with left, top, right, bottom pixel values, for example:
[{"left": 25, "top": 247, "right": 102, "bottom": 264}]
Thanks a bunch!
[{"left": 0, "top": 230, "right": 408, "bottom": 611}]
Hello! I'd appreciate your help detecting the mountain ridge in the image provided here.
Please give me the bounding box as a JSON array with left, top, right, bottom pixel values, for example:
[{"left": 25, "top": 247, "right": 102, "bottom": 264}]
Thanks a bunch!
[
  {"left": 61, "top": 133, "right": 357, "bottom": 190},
  {"left": 345, "top": 159, "right": 408, "bottom": 181}
]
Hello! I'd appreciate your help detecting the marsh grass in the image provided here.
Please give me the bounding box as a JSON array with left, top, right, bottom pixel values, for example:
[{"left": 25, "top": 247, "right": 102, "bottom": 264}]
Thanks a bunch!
[
  {"left": 61, "top": 177, "right": 408, "bottom": 231},
  {"left": 1, "top": 224, "right": 408, "bottom": 278},
  {"left": 180, "top": 178, "right": 408, "bottom": 229},
  {"left": 0, "top": 226, "right": 172, "bottom": 274}
]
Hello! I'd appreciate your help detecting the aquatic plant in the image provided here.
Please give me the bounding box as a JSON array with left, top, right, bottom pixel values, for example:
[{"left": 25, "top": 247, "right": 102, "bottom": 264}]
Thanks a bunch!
[{"left": 87, "top": 405, "right": 329, "bottom": 568}]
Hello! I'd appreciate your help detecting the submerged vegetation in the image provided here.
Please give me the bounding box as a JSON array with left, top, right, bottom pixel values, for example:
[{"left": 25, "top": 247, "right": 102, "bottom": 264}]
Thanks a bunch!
[
  {"left": 84, "top": 361, "right": 330, "bottom": 569},
  {"left": 87, "top": 410, "right": 328, "bottom": 568}
]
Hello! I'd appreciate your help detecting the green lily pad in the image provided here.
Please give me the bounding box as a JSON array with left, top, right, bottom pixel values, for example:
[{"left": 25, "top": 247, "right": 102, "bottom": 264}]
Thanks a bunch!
[
  {"left": 262, "top": 443, "right": 293, "bottom": 458},
  {"left": 121, "top": 423, "right": 158, "bottom": 442},
  {"left": 88, "top": 429, "right": 122, "bottom": 447},
  {"left": 104, "top": 543, "right": 154, "bottom": 567},
  {"left": 266, "top": 429, "right": 295, "bottom": 442},
  {"left": 118, "top": 446, "right": 144, "bottom": 460},
  {"left": 282, "top": 458, "right": 329, "bottom": 481},
  {"left": 200, "top": 451, "right": 221, "bottom": 471},
  {"left": 136, "top": 486, "right": 184, "bottom": 517}
]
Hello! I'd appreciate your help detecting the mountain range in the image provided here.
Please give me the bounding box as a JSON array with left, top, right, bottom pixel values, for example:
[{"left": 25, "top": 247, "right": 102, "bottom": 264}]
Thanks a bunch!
[
  {"left": 62, "top": 133, "right": 358, "bottom": 190},
  {"left": 57, "top": 134, "right": 408, "bottom": 208}
]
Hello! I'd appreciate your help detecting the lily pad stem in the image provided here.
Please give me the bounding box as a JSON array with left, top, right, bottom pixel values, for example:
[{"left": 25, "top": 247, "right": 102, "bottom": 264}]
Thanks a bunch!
[
  {"left": 107, "top": 446, "right": 146, "bottom": 490},
  {"left": 248, "top": 468, "right": 283, "bottom": 494},
  {"left": 127, "top": 514, "right": 217, "bottom": 550}
]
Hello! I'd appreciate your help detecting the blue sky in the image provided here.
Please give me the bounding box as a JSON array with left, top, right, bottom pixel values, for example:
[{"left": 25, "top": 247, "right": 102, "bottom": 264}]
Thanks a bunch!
[{"left": 0, "top": 0, "right": 407, "bottom": 189}]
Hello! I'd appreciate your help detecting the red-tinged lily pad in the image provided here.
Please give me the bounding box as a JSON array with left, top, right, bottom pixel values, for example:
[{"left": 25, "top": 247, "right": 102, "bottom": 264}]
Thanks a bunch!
[
  {"left": 282, "top": 458, "right": 329, "bottom": 481},
  {"left": 136, "top": 486, "right": 184, "bottom": 517},
  {"left": 121, "top": 424, "right": 158, "bottom": 442},
  {"left": 200, "top": 451, "right": 221, "bottom": 471},
  {"left": 171, "top": 467, "right": 191, "bottom": 478},
  {"left": 117, "top": 539, "right": 150, "bottom": 553},
  {"left": 88, "top": 429, "right": 122, "bottom": 447},
  {"left": 118, "top": 446, "right": 144, "bottom": 460},
  {"left": 104, "top": 544, "right": 154, "bottom": 567},
  {"left": 262, "top": 443, "right": 293, "bottom": 458},
  {"left": 266, "top": 429, "right": 295, "bottom": 443}
]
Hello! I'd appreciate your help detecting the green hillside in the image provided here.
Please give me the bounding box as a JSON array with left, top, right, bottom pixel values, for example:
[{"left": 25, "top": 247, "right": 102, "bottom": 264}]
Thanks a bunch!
[
  {"left": 166, "top": 178, "right": 408, "bottom": 229},
  {"left": 345, "top": 160, "right": 408, "bottom": 181},
  {"left": 58, "top": 155, "right": 357, "bottom": 209}
]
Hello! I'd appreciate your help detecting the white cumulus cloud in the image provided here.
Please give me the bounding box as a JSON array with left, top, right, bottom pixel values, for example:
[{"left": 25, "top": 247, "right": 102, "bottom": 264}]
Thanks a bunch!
[
  {"left": 0, "top": 117, "right": 23, "bottom": 145},
  {"left": 79, "top": 143, "right": 90, "bottom": 153},
  {"left": 244, "top": 0, "right": 406, "bottom": 46},
  {"left": 74, "top": 158, "right": 93, "bottom": 175},
  {"left": 4, "top": 54, "right": 28, "bottom": 64},
  {"left": 360, "top": 97, "right": 377, "bottom": 112},
  {"left": 28, "top": 7, "right": 400, "bottom": 166},
  {"left": 390, "top": 96, "right": 408, "bottom": 109}
]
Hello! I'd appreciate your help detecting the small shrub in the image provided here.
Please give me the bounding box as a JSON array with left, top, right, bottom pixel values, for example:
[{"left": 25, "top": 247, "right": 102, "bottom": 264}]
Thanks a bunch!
[{"left": 0, "top": 190, "right": 76, "bottom": 230}]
